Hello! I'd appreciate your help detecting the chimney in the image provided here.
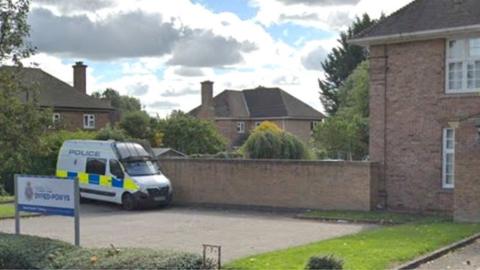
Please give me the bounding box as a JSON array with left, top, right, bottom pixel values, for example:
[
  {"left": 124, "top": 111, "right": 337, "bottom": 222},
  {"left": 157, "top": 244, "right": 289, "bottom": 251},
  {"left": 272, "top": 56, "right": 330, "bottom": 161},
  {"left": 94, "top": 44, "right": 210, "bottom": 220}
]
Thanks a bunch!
[
  {"left": 200, "top": 81, "right": 214, "bottom": 119},
  {"left": 73, "top": 61, "right": 87, "bottom": 94}
]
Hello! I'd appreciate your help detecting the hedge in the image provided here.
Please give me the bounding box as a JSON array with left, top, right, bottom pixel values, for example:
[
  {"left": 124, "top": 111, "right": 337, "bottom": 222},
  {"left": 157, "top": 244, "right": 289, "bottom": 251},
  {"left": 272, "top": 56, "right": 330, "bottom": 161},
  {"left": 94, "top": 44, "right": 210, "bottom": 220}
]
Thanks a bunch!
[{"left": 0, "top": 233, "right": 213, "bottom": 269}]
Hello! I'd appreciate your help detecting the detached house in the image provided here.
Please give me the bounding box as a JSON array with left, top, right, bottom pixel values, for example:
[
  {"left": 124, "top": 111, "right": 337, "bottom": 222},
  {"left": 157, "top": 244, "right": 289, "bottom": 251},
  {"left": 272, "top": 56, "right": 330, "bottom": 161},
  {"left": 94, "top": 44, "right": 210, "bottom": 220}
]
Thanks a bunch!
[
  {"left": 190, "top": 81, "right": 324, "bottom": 147},
  {"left": 351, "top": 0, "right": 480, "bottom": 221},
  {"left": 3, "top": 62, "right": 115, "bottom": 130}
]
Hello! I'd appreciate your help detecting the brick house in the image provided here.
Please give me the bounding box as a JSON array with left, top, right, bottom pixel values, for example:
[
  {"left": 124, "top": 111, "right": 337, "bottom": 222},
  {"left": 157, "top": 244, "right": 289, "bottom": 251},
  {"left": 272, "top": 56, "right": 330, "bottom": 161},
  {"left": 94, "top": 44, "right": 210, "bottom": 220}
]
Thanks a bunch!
[
  {"left": 351, "top": 0, "right": 480, "bottom": 221},
  {"left": 190, "top": 81, "right": 324, "bottom": 148},
  {"left": 4, "top": 62, "right": 115, "bottom": 131}
]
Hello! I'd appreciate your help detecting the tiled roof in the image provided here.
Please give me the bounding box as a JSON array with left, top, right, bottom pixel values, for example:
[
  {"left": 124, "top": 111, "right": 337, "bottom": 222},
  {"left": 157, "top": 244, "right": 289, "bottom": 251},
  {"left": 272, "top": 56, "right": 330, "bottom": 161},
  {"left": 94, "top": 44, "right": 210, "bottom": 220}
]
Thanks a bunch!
[
  {"left": 353, "top": 0, "right": 480, "bottom": 42},
  {"left": 1, "top": 66, "right": 113, "bottom": 111},
  {"left": 190, "top": 86, "right": 324, "bottom": 119}
]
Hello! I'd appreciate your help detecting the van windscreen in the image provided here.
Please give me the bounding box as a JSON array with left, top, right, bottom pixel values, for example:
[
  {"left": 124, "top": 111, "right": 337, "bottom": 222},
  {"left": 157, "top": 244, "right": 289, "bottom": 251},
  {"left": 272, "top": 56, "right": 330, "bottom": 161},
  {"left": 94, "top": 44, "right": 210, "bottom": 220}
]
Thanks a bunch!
[
  {"left": 123, "top": 160, "right": 158, "bottom": 176},
  {"left": 115, "top": 142, "right": 150, "bottom": 160}
]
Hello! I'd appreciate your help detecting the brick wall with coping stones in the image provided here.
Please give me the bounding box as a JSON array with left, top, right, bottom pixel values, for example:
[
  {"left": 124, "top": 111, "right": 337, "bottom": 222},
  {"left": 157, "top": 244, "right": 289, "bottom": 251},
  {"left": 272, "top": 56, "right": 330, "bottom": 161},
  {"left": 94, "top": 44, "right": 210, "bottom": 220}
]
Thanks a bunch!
[
  {"left": 455, "top": 119, "right": 480, "bottom": 222},
  {"left": 370, "top": 39, "right": 480, "bottom": 213},
  {"left": 158, "top": 159, "right": 379, "bottom": 211}
]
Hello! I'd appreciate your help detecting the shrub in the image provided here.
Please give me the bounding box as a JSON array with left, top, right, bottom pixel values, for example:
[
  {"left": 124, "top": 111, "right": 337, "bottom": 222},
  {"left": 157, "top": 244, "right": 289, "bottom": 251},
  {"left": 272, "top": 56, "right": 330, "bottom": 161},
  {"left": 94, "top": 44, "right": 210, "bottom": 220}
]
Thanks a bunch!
[
  {"left": 253, "top": 121, "right": 282, "bottom": 133},
  {"left": 0, "top": 233, "right": 214, "bottom": 269},
  {"left": 95, "top": 124, "right": 129, "bottom": 141},
  {"left": 305, "top": 255, "right": 343, "bottom": 270},
  {"left": 0, "top": 233, "right": 76, "bottom": 269},
  {"left": 242, "top": 130, "right": 310, "bottom": 160}
]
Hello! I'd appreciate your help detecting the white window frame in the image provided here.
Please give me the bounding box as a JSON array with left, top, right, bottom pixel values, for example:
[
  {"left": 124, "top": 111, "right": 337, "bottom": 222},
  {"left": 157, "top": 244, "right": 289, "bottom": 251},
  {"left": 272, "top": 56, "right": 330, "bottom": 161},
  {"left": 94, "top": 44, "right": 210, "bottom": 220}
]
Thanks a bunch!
[
  {"left": 52, "top": 113, "right": 61, "bottom": 123},
  {"left": 83, "top": 114, "right": 95, "bottom": 129},
  {"left": 236, "top": 121, "right": 245, "bottom": 134},
  {"left": 255, "top": 121, "right": 262, "bottom": 127},
  {"left": 311, "top": 121, "right": 321, "bottom": 131},
  {"left": 446, "top": 37, "right": 480, "bottom": 94},
  {"left": 442, "top": 128, "right": 455, "bottom": 189}
]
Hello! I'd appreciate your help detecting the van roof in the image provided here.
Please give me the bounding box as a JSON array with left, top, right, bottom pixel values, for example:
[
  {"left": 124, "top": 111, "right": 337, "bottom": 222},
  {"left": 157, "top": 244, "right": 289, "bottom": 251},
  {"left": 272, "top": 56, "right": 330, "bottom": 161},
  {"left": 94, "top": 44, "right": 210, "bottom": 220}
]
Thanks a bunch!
[{"left": 63, "top": 140, "right": 116, "bottom": 147}]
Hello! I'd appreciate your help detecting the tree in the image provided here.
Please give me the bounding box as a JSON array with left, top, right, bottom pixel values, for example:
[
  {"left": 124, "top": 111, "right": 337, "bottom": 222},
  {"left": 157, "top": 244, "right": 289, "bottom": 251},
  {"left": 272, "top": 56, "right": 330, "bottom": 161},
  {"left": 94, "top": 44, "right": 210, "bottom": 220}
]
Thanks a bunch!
[
  {"left": 119, "top": 111, "right": 151, "bottom": 140},
  {"left": 0, "top": 0, "right": 34, "bottom": 65},
  {"left": 242, "top": 122, "right": 310, "bottom": 160},
  {"left": 157, "top": 111, "right": 226, "bottom": 155},
  {"left": 93, "top": 88, "right": 142, "bottom": 114},
  {"left": 0, "top": 0, "right": 52, "bottom": 192},
  {"left": 314, "top": 61, "right": 369, "bottom": 160},
  {"left": 319, "top": 14, "right": 379, "bottom": 115}
]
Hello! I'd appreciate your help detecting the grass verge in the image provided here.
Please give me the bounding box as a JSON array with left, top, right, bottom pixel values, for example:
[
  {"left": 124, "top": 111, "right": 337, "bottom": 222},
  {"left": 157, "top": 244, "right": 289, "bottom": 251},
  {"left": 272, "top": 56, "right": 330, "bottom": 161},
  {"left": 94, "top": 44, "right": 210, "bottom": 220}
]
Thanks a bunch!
[
  {"left": 0, "top": 196, "right": 14, "bottom": 204},
  {"left": 0, "top": 204, "right": 38, "bottom": 219},
  {"left": 227, "top": 216, "right": 480, "bottom": 270}
]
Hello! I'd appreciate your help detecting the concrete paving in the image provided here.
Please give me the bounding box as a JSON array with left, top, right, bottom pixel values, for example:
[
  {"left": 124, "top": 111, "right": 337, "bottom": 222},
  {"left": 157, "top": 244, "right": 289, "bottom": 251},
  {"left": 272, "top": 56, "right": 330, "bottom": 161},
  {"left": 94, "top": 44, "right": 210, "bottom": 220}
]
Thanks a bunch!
[
  {"left": 0, "top": 203, "right": 373, "bottom": 262},
  {"left": 417, "top": 240, "right": 480, "bottom": 270}
]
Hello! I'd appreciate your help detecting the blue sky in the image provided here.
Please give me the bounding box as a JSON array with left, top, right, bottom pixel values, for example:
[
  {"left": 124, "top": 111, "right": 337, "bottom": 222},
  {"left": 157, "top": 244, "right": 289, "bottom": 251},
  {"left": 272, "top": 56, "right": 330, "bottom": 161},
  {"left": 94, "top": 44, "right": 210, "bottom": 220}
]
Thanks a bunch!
[{"left": 28, "top": 0, "right": 413, "bottom": 116}]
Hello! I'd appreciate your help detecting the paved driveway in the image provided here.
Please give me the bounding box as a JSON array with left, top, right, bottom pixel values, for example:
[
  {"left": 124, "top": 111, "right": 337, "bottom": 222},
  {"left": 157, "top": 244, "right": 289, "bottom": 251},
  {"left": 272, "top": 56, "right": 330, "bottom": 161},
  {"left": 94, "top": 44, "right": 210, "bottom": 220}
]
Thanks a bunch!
[
  {"left": 0, "top": 203, "right": 372, "bottom": 261},
  {"left": 417, "top": 240, "right": 480, "bottom": 270}
]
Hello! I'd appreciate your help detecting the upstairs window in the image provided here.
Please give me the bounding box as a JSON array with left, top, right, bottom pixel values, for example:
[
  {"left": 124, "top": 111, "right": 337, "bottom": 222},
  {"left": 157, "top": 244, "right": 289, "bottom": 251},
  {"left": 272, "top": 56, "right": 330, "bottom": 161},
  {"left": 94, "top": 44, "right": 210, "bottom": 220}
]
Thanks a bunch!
[
  {"left": 52, "top": 113, "right": 61, "bottom": 124},
  {"left": 447, "top": 38, "right": 480, "bottom": 93},
  {"left": 83, "top": 114, "right": 95, "bottom": 129},
  {"left": 237, "top": 121, "right": 245, "bottom": 134}
]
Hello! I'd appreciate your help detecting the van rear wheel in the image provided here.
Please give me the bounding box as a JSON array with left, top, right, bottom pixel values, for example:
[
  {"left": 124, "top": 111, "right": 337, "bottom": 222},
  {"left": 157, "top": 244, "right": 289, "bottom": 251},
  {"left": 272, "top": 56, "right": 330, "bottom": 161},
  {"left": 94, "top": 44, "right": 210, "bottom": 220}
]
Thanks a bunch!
[{"left": 122, "top": 193, "right": 137, "bottom": 210}]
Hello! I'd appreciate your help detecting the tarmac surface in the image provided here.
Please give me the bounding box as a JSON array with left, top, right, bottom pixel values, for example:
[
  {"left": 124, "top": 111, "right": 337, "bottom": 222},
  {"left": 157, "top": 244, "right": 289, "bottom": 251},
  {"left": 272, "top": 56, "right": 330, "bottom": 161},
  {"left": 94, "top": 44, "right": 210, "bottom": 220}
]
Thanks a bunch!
[{"left": 0, "top": 202, "right": 372, "bottom": 262}]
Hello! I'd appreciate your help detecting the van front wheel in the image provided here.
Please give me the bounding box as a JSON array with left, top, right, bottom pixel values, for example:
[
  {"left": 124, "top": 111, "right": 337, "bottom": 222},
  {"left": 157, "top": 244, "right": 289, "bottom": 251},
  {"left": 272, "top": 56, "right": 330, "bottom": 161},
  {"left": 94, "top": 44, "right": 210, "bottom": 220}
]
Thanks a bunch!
[{"left": 122, "top": 193, "right": 137, "bottom": 211}]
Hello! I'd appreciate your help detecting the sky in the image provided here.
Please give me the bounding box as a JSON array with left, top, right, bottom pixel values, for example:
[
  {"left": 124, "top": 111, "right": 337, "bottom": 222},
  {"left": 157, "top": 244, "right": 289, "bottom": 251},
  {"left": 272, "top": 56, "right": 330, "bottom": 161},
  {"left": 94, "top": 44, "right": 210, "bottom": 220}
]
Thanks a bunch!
[{"left": 24, "top": 0, "right": 414, "bottom": 116}]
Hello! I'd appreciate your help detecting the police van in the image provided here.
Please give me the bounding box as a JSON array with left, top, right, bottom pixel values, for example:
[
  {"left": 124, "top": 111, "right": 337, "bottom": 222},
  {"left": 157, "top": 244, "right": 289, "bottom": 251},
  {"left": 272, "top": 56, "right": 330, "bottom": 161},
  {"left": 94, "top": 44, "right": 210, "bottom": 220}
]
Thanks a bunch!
[{"left": 56, "top": 140, "right": 173, "bottom": 210}]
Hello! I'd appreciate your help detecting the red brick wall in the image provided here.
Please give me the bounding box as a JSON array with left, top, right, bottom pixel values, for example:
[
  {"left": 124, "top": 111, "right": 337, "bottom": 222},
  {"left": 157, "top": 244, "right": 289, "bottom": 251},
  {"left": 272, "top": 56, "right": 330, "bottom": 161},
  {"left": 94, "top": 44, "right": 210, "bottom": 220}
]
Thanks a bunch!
[
  {"left": 159, "top": 159, "right": 380, "bottom": 211},
  {"left": 454, "top": 119, "right": 480, "bottom": 222},
  {"left": 54, "top": 110, "right": 112, "bottom": 131},
  {"left": 215, "top": 119, "right": 316, "bottom": 148},
  {"left": 370, "top": 39, "right": 480, "bottom": 213}
]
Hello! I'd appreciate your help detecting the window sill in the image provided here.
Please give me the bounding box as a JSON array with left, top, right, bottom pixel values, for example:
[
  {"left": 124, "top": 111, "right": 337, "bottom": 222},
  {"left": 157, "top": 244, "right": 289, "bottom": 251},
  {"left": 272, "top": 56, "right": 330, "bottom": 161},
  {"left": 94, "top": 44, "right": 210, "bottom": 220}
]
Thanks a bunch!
[{"left": 440, "top": 92, "right": 480, "bottom": 99}]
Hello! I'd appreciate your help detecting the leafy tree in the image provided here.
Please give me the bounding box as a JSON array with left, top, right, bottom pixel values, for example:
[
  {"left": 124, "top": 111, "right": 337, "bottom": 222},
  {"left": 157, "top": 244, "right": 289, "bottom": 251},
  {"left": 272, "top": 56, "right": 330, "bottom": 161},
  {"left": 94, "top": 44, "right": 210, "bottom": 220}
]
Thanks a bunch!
[
  {"left": 242, "top": 122, "right": 310, "bottom": 160},
  {"left": 0, "top": 0, "right": 52, "bottom": 192},
  {"left": 96, "top": 124, "right": 129, "bottom": 141},
  {"left": 319, "top": 14, "right": 379, "bottom": 115},
  {"left": 93, "top": 88, "right": 142, "bottom": 114},
  {"left": 314, "top": 61, "right": 369, "bottom": 160},
  {"left": 119, "top": 111, "right": 151, "bottom": 140},
  {"left": 0, "top": 0, "right": 34, "bottom": 65},
  {"left": 157, "top": 111, "right": 226, "bottom": 155}
]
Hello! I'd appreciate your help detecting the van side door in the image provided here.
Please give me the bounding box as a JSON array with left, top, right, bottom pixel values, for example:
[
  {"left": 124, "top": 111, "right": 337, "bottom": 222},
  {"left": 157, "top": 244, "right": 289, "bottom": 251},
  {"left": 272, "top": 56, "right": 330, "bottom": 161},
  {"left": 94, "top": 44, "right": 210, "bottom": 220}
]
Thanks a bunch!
[{"left": 84, "top": 157, "right": 115, "bottom": 200}]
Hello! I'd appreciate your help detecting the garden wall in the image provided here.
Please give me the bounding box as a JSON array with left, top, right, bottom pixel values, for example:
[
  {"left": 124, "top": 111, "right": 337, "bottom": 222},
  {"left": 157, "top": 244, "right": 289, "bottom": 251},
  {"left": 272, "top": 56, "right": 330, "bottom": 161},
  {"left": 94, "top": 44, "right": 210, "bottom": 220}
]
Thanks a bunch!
[{"left": 158, "top": 159, "right": 380, "bottom": 211}]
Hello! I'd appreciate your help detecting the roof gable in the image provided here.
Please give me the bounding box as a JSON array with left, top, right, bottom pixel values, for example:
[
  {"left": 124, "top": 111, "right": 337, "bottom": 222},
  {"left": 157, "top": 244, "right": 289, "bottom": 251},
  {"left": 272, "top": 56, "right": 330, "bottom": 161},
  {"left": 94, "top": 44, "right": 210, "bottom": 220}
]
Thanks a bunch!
[
  {"left": 190, "top": 86, "right": 324, "bottom": 119},
  {"left": 0, "top": 66, "right": 113, "bottom": 111},
  {"left": 353, "top": 0, "right": 480, "bottom": 45}
]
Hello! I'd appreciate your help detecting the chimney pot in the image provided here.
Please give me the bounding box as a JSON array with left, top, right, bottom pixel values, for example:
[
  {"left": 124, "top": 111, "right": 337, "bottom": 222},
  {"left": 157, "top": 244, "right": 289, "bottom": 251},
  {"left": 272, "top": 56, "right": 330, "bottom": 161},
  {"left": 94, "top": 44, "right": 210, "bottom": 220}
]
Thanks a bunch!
[{"left": 73, "top": 61, "right": 87, "bottom": 95}]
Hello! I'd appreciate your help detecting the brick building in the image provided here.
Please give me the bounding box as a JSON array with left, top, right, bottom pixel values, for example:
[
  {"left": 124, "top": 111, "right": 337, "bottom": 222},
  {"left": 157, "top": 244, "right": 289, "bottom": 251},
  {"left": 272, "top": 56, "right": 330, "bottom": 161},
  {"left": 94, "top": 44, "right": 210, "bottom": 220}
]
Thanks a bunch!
[
  {"left": 351, "top": 0, "right": 480, "bottom": 221},
  {"left": 4, "top": 62, "right": 115, "bottom": 131},
  {"left": 189, "top": 81, "right": 324, "bottom": 148}
]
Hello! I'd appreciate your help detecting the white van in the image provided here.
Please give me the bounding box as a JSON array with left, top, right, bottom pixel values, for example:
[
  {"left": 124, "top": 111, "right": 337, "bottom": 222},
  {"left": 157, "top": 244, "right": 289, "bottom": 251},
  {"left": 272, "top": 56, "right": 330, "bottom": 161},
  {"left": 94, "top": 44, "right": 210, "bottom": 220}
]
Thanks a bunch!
[{"left": 56, "top": 140, "right": 173, "bottom": 210}]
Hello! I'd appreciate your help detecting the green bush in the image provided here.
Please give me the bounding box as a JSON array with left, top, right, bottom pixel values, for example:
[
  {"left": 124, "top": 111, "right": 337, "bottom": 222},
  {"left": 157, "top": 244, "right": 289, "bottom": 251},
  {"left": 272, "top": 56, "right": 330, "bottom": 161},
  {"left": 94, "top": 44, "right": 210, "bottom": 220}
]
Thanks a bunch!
[
  {"left": 242, "top": 130, "right": 310, "bottom": 160},
  {"left": 305, "top": 255, "right": 343, "bottom": 270},
  {"left": 0, "top": 233, "right": 214, "bottom": 269},
  {"left": 0, "top": 233, "right": 76, "bottom": 269},
  {"left": 95, "top": 124, "right": 129, "bottom": 141}
]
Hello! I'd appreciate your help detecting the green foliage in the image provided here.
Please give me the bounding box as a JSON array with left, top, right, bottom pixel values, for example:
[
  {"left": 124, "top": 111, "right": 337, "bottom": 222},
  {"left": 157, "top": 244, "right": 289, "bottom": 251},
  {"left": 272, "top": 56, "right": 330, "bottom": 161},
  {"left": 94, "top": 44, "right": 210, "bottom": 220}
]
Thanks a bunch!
[
  {"left": 0, "top": 69, "right": 51, "bottom": 192},
  {"left": 319, "top": 14, "right": 378, "bottom": 115},
  {"left": 156, "top": 111, "right": 226, "bottom": 155},
  {"left": 0, "top": 233, "right": 75, "bottom": 269},
  {"left": 0, "top": 233, "right": 213, "bottom": 269},
  {"left": 31, "top": 130, "right": 97, "bottom": 176},
  {"left": 0, "top": 0, "right": 34, "bottom": 65},
  {"left": 314, "top": 62, "right": 369, "bottom": 160},
  {"left": 242, "top": 124, "right": 310, "bottom": 160},
  {"left": 305, "top": 255, "right": 343, "bottom": 270},
  {"left": 93, "top": 88, "right": 141, "bottom": 115},
  {"left": 95, "top": 124, "right": 128, "bottom": 141},
  {"left": 119, "top": 111, "right": 151, "bottom": 140},
  {"left": 253, "top": 121, "right": 282, "bottom": 134}
]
